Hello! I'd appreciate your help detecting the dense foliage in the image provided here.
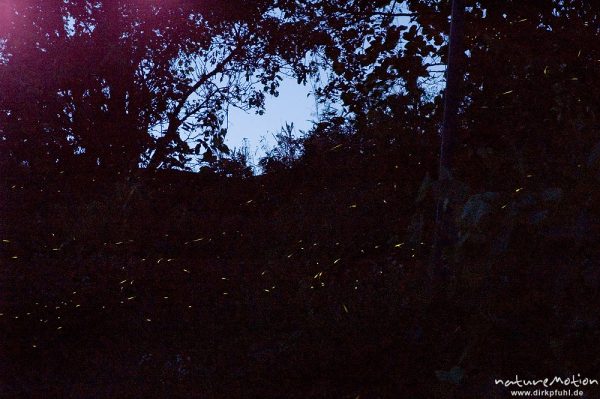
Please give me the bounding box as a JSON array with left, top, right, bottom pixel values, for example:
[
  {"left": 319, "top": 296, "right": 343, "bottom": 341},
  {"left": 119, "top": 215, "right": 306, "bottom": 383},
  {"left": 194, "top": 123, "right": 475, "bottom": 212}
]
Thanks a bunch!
[
  {"left": 2, "top": 0, "right": 600, "bottom": 397},
  {"left": 0, "top": 0, "right": 323, "bottom": 171}
]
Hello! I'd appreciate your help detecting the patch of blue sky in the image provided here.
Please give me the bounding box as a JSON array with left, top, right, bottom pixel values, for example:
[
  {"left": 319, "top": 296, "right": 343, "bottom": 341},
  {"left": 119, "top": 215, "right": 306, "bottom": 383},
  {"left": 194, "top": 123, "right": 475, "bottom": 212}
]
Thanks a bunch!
[{"left": 225, "top": 75, "right": 317, "bottom": 161}]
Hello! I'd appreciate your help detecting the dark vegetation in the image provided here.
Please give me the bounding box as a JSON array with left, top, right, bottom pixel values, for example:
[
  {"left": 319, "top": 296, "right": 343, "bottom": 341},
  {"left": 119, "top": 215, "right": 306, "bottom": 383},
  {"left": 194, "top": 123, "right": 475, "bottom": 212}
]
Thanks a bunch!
[{"left": 2, "top": 0, "right": 600, "bottom": 397}]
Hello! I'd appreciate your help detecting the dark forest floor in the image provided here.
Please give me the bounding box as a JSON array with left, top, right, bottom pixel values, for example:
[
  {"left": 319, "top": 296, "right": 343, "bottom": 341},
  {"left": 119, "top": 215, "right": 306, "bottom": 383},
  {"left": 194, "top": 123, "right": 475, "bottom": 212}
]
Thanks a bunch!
[{"left": 1, "top": 168, "right": 600, "bottom": 398}]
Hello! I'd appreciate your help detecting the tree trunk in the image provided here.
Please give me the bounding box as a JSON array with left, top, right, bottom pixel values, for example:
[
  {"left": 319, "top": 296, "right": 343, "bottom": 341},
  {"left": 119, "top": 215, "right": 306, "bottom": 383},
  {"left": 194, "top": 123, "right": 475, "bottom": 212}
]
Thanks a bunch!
[{"left": 431, "top": 0, "right": 465, "bottom": 276}]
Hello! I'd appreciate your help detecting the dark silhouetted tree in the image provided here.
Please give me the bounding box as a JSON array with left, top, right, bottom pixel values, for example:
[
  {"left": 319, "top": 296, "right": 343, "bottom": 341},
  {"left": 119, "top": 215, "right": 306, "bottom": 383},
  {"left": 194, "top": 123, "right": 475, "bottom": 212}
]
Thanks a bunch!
[
  {"left": 432, "top": 0, "right": 465, "bottom": 272},
  {"left": 0, "top": 0, "right": 321, "bottom": 172}
]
